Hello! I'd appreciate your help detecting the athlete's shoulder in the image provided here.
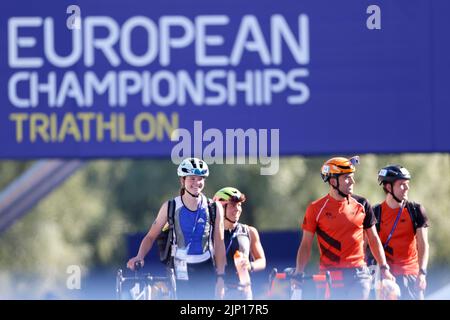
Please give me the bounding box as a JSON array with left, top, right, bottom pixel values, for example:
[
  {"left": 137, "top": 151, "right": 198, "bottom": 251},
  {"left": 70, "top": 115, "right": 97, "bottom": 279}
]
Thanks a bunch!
[
  {"left": 406, "top": 200, "right": 429, "bottom": 221},
  {"left": 350, "top": 194, "right": 371, "bottom": 206},
  {"left": 173, "top": 196, "right": 183, "bottom": 210},
  {"left": 350, "top": 194, "right": 373, "bottom": 212},
  {"left": 246, "top": 225, "right": 259, "bottom": 235},
  {"left": 310, "top": 194, "right": 330, "bottom": 207},
  {"left": 406, "top": 200, "right": 423, "bottom": 208}
]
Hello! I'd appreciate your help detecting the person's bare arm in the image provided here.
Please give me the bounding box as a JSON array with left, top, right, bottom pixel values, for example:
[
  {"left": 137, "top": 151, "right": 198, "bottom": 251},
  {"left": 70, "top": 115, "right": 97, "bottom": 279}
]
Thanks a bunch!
[
  {"left": 295, "top": 230, "right": 314, "bottom": 274},
  {"left": 126, "top": 201, "right": 168, "bottom": 270},
  {"left": 365, "top": 225, "right": 395, "bottom": 281},
  {"left": 248, "top": 226, "right": 266, "bottom": 272},
  {"left": 416, "top": 227, "right": 429, "bottom": 291},
  {"left": 213, "top": 201, "right": 226, "bottom": 275}
]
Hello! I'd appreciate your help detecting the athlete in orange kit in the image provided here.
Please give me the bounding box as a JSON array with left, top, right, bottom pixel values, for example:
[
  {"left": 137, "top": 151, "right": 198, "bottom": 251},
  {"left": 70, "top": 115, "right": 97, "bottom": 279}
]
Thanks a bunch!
[
  {"left": 373, "top": 165, "right": 429, "bottom": 300},
  {"left": 294, "top": 156, "right": 395, "bottom": 299}
]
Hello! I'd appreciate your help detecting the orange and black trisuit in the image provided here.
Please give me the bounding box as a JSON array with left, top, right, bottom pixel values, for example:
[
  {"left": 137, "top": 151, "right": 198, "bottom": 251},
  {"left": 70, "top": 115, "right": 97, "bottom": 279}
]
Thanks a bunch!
[
  {"left": 377, "top": 201, "right": 429, "bottom": 276},
  {"left": 303, "top": 194, "right": 375, "bottom": 269},
  {"left": 302, "top": 194, "right": 375, "bottom": 294}
]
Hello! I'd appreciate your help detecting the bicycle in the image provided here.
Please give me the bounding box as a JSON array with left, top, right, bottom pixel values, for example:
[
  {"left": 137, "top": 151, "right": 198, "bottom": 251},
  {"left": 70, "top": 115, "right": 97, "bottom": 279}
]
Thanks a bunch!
[
  {"left": 267, "top": 267, "right": 332, "bottom": 300},
  {"left": 116, "top": 262, "right": 177, "bottom": 300}
]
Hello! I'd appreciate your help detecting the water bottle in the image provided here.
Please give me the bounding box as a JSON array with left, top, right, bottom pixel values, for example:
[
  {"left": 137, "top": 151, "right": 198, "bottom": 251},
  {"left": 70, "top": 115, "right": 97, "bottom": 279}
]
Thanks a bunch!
[{"left": 234, "top": 250, "right": 251, "bottom": 286}]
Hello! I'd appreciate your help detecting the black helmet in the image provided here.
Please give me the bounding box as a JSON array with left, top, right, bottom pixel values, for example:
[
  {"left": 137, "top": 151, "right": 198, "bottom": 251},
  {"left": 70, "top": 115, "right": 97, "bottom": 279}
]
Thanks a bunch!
[{"left": 377, "top": 165, "right": 411, "bottom": 185}]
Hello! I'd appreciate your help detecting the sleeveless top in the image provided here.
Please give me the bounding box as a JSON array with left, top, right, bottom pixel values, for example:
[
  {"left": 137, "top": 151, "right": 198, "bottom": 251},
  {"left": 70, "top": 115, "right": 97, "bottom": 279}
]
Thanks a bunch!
[
  {"left": 224, "top": 223, "right": 251, "bottom": 281},
  {"left": 172, "top": 194, "right": 214, "bottom": 263}
]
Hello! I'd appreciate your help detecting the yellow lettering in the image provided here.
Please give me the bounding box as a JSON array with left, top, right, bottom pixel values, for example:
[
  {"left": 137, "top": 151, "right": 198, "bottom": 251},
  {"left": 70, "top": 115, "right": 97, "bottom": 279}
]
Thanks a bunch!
[
  {"left": 96, "top": 113, "right": 117, "bottom": 142},
  {"left": 58, "top": 113, "right": 81, "bottom": 142},
  {"left": 50, "top": 113, "right": 58, "bottom": 141},
  {"left": 118, "top": 113, "right": 136, "bottom": 142},
  {"left": 9, "top": 113, "right": 28, "bottom": 143},
  {"left": 134, "top": 113, "right": 156, "bottom": 142},
  {"left": 157, "top": 112, "right": 179, "bottom": 141},
  {"left": 77, "top": 112, "right": 95, "bottom": 142},
  {"left": 30, "top": 113, "right": 50, "bottom": 142},
  {"left": 8, "top": 111, "right": 179, "bottom": 144}
]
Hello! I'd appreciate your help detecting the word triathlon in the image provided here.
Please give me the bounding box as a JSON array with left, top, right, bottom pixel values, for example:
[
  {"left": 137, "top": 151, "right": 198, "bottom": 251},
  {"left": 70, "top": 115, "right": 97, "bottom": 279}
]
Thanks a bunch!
[
  {"left": 171, "top": 121, "right": 279, "bottom": 175},
  {"left": 8, "top": 14, "right": 310, "bottom": 108}
]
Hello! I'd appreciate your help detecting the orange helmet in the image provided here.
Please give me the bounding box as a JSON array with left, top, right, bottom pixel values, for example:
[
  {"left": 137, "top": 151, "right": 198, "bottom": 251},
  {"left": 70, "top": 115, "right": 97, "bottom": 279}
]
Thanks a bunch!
[{"left": 321, "top": 156, "right": 360, "bottom": 182}]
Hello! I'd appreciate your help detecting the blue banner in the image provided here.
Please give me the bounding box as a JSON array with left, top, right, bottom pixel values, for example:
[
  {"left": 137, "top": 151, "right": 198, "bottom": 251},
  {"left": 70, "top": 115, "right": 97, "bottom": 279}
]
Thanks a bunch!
[{"left": 1, "top": 0, "right": 449, "bottom": 159}]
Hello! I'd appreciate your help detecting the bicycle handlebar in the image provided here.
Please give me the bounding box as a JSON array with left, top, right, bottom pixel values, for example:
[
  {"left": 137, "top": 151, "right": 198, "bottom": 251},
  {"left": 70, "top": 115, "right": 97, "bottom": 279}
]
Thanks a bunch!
[
  {"left": 291, "top": 272, "right": 331, "bottom": 282},
  {"left": 269, "top": 268, "right": 332, "bottom": 286}
]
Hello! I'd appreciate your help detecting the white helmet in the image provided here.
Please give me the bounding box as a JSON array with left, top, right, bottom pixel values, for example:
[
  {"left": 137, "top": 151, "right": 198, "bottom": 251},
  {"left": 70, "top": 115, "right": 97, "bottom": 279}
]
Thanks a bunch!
[{"left": 177, "top": 158, "right": 209, "bottom": 177}]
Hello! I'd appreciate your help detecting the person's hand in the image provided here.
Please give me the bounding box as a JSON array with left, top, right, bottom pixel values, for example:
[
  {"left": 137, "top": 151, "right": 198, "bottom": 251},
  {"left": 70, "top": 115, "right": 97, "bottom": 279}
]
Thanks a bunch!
[
  {"left": 239, "top": 257, "right": 251, "bottom": 272},
  {"left": 416, "top": 273, "right": 427, "bottom": 291},
  {"left": 380, "top": 268, "right": 395, "bottom": 282},
  {"left": 127, "top": 257, "right": 144, "bottom": 270},
  {"left": 215, "top": 276, "right": 225, "bottom": 300}
]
